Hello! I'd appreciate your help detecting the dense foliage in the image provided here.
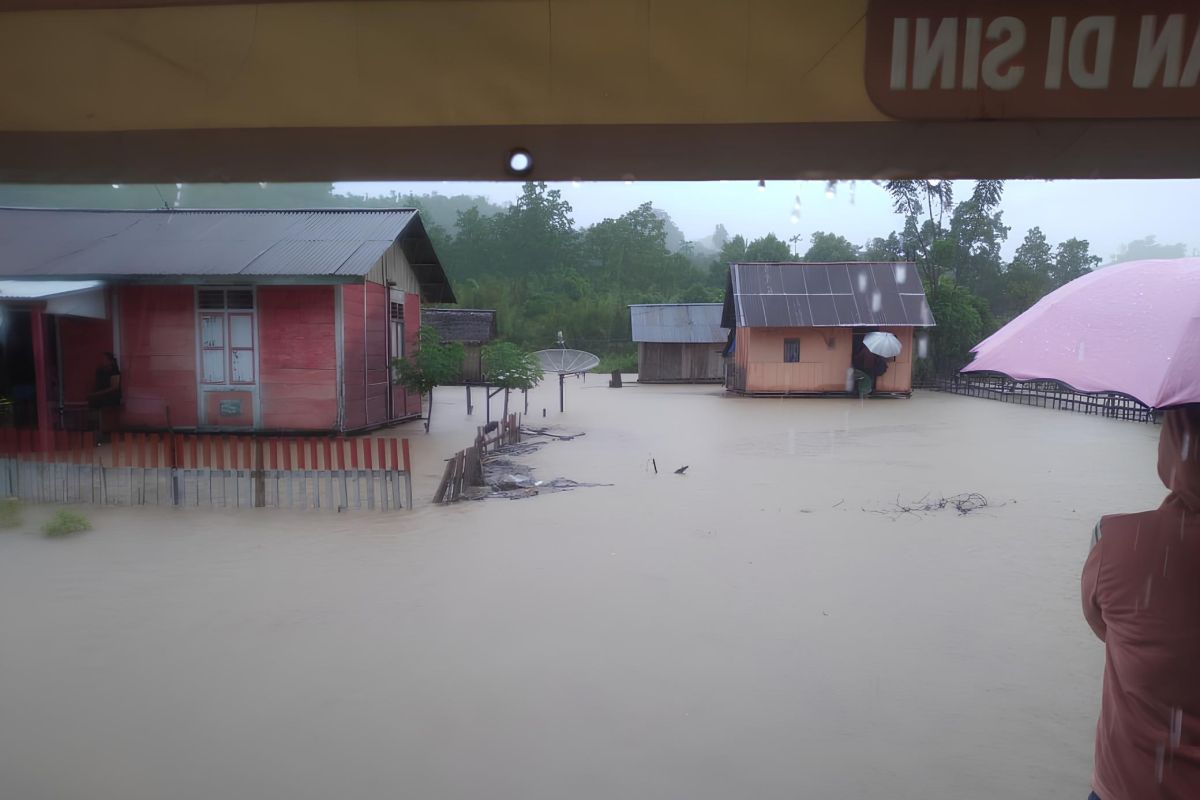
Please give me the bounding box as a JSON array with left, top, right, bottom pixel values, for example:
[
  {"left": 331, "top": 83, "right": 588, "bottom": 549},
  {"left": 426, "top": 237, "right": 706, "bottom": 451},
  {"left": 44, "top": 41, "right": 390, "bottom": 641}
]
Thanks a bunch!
[
  {"left": 0, "top": 180, "right": 1181, "bottom": 379},
  {"left": 481, "top": 342, "right": 542, "bottom": 417},
  {"left": 393, "top": 327, "right": 464, "bottom": 432}
]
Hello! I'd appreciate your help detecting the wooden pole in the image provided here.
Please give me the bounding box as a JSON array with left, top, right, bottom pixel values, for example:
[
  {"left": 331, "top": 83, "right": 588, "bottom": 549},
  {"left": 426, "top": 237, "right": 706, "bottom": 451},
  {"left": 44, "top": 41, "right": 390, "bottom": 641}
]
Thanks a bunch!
[
  {"left": 30, "top": 307, "right": 53, "bottom": 455},
  {"left": 433, "top": 457, "right": 454, "bottom": 504}
]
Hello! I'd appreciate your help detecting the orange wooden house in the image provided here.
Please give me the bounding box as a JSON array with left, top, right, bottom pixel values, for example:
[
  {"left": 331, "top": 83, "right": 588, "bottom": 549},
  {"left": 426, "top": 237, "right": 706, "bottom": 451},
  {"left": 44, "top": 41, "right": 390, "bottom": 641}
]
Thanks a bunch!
[{"left": 721, "top": 262, "right": 935, "bottom": 396}]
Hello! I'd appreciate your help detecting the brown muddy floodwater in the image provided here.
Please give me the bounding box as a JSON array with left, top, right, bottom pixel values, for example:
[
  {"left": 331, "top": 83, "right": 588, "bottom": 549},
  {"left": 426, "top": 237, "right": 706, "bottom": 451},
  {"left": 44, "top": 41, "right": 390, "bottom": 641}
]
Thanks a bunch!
[{"left": 0, "top": 380, "right": 1167, "bottom": 800}]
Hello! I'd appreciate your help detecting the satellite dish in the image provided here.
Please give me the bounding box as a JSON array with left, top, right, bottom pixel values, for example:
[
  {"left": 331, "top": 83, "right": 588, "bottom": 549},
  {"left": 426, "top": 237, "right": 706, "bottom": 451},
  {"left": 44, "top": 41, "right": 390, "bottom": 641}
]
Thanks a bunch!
[
  {"left": 532, "top": 348, "right": 600, "bottom": 412},
  {"left": 533, "top": 348, "right": 600, "bottom": 375}
]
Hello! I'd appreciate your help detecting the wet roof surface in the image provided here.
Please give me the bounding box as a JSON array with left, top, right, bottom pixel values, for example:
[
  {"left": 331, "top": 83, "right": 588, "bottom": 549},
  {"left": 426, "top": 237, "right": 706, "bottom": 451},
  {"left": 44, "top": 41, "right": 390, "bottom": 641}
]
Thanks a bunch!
[
  {"left": 629, "top": 303, "right": 728, "bottom": 343},
  {"left": 723, "top": 262, "right": 935, "bottom": 328}
]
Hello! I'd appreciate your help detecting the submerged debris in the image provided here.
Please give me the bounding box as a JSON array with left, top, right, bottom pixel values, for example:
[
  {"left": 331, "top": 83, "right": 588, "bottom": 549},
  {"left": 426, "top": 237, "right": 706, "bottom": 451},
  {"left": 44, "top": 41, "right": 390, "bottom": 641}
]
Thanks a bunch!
[
  {"left": 475, "top": 436, "right": 609, "bottom": 501},
  {"left": 522, "top": 427, "right": 585, "bottom": 441},
  {"left": 865, "top": 492, "right": 1003, "bottom": 519}
]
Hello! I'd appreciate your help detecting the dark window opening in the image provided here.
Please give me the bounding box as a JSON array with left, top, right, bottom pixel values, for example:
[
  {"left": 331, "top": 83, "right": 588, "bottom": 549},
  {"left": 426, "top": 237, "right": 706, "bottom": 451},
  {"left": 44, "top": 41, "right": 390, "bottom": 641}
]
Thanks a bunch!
[{"left": 784, "top": 338, "right": 800, "bottom": 363}]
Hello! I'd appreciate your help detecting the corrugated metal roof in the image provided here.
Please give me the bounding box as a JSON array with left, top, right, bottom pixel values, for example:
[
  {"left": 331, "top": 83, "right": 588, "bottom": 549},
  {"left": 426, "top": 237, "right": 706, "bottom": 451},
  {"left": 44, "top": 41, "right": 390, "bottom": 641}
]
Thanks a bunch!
[
  {"left": 629, "top": 303, "right": 728, "bottom": 343},
  {"left": 0, "top": 208, "right": 455, "bottom": 301},
  {"left": 722, "top": 262, "right": 935, "bottom": 328},
  {"left": 0, "top": 279, "right": 103, "bottom": 300},
  {"left": 422, "top": 308, "right": 497, "bottom": 343}
]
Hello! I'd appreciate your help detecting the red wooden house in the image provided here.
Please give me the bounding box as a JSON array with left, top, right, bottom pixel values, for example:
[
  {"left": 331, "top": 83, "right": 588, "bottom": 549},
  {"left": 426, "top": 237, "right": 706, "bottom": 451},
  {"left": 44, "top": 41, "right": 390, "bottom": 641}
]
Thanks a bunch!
[{"left": 0, "top": 208, "right": 455, "bottom": 441}]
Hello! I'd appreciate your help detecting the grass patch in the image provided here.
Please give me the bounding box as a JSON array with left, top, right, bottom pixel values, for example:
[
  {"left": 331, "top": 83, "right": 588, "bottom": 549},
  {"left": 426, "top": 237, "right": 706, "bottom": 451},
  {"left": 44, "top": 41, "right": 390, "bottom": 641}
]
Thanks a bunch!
[
  {"left": 592, "top": 352, "right": 638, "bottom": 375},
  {"left": 0, "top": 498, "right": 22, "bottom": 530},
  {"left": 42, "top": 509, "right": 92, "bottom": 538}
]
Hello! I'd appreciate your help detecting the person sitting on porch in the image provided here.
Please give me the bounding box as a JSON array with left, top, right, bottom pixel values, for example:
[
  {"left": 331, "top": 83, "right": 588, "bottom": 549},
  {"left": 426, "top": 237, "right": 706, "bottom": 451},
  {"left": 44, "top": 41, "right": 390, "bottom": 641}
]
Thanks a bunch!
[{"left": 87, "top": 352, "right": 122, "bottom": 440}]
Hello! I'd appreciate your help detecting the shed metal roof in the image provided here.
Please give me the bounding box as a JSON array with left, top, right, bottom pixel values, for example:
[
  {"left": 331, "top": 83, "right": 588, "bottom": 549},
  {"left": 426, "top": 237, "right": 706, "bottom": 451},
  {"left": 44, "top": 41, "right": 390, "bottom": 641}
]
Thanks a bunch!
[
  {"left": 629, "top": 303, "right": 728, "bottom": 343},
  {"left": 422, "top": 308, "right": 497, "bottom": 343},
  {"left": 0, "top": 208, "right": 456, "bottom": 302},
  {"left": 0, "top": 279, "right": 103, "bottom": 300},
  {"left": 722, "top": 262, "right": 935, "bottom": 329}
]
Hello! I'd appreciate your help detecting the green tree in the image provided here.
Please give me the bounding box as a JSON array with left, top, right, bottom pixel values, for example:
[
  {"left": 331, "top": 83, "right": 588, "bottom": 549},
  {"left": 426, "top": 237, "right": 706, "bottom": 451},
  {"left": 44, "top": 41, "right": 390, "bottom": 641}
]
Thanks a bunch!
[
  {"left": 707, "top": 234, "right": 748, "bottom": 286},
  {"left": 1000, "top": 263, "right": 1048, "bottom": 320},
  {"left": 1012, "top": 226, "right": 1054, "bottom": 275},
  {"left": 1001, "top": 227, "right": 1054, "bottom": 317},
  {"left": 862, "top": 233, "right": 904, "bottom": 261},
  {"left": 1110, "top": 235, "right": 1186, "bottom": 264},
  {"left": 1052, "top": 238, "right": 1100, "bottom": 287},
  {"left": 482, "top": 342, "right": 543, "bottom": 417},
  {"left": 744, "top": 233, "right": 793, "bottom": 262},
  {"left": 881, "top": 180, "right": 1008, "bottom": 376},
  {"left": 885, "top": 179, "right": 956, "bottom": 291},
  {"left": 926, "top": 279, "right": 991, "bottom": 375},
  {"left": 584, "top": 202, "right": 682, "bottom": 295},
  {"left": 802, "top": 231, "right": 860, "bottom": 262},
  {"left": 946, "top": 180, "right": 1008, "bottom": 301},
  {"left": 392, "top": 327, "right": 465, "bottom": 433},
  {"left": 651, "top": 207, "right": 688, "bottom": 252}
]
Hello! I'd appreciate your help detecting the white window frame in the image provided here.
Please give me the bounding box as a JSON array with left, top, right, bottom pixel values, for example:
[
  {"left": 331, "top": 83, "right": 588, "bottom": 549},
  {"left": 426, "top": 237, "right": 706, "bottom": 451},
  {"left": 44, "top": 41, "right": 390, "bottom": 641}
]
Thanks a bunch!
[
  {"left": 195, "top": 287, "right": 260, "bottom": 428},
  {"left": 389, "top": 293, "right": 405, "bottom": 383}
]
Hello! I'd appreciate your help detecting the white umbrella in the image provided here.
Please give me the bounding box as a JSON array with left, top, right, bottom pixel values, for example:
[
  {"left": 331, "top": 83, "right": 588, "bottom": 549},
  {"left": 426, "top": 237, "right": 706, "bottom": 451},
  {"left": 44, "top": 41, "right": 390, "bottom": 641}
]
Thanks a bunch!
[{"left": 863, "top": 331, "right": 902, "bottom": 358}]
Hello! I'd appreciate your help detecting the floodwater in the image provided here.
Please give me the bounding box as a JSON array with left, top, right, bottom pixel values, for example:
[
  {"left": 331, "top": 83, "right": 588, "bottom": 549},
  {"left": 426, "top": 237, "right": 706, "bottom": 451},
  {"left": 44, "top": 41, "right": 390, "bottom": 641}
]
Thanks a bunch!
[{"left": 0, "top": 379, "right": 1168, "bottom": 800}]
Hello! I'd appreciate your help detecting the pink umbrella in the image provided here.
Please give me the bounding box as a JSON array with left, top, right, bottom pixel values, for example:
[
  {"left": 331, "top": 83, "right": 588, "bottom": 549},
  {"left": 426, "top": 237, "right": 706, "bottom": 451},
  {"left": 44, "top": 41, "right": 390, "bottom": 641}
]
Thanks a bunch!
[{"left": 963, "top": 259, "right": 1200, "bottom": 409}]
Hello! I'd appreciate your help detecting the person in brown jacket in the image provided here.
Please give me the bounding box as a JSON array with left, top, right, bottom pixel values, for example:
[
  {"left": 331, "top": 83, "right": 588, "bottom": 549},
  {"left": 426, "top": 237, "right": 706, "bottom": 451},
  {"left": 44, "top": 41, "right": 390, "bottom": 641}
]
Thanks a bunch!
[{"left": 1082, "top": 406, "right": 1200, "bottom": 800}]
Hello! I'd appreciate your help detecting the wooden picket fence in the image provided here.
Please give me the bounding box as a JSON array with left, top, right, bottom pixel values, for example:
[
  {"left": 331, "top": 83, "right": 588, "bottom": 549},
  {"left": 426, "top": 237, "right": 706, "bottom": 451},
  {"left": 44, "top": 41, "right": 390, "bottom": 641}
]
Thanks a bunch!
[
  {"left": 434, "top": 413, "right": 521, "bottom": 504},
  {"left": 0, "top": 429, "right": 413, "bottom": 511}
]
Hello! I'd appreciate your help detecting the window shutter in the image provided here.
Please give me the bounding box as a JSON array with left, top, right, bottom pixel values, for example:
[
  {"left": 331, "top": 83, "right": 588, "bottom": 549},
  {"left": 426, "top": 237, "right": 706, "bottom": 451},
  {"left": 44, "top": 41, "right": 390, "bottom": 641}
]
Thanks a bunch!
[
  {"left": 197, "top": 289, "right": 225, "bottom": 310},
  {"left": 226, "top": 289, "right": 254, "bottom": 309}
]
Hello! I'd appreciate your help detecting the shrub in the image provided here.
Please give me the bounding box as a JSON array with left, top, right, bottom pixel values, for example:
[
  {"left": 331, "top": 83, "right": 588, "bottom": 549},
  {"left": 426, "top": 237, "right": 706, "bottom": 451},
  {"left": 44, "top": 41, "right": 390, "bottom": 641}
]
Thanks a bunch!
[
  {"left": 592, "top": 352, "right": 638, "bottom": 375},
  {"left": 42, "top": 509, "right": 92, "bottom": 538},
  {"left": 0, "top": 498, "right": 22, "bottom": 530}
]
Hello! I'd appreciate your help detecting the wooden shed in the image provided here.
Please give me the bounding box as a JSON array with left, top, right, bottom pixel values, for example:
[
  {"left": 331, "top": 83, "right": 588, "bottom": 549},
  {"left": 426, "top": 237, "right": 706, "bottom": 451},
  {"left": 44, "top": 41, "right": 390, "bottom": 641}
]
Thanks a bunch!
[
  {"left": 0, "top": 208, "right": 455, "bottom": 438},
  {"left": 629, "top": 303, "right": 728, "bottom": 383},
  {"left": 421, "top": 308, "right": 497, "bottom": 384},
  {"left": 722, "top": 262, "right": 935, "bottom": 396}
]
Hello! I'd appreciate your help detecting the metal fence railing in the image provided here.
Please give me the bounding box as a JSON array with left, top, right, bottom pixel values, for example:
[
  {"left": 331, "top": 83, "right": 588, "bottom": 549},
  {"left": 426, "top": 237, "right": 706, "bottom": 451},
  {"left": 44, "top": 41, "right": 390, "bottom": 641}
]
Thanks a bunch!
[{"left": 920, "top": 375, "right": 1160, "bottom": 423}]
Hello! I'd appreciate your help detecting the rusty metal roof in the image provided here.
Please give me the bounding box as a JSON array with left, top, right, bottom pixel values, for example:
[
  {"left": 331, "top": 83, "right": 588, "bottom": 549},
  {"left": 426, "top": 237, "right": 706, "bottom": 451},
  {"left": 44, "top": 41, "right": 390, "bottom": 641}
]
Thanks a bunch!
[
  {"left": 0, "top": 208, "right": 456, "bottom": 301},
  {"left": 629, "top": 303, "right": 728, "bottom": 343},
  {"left": 422, "top": 308, "right": 497, "bottom": 343},
  {"left": 722, "top": 262, "right": 934, "bottom": 329}
]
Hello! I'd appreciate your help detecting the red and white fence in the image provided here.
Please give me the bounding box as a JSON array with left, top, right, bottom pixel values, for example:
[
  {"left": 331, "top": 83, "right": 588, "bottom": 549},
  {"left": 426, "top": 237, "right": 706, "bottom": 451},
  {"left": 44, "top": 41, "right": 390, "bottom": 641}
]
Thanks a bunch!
[{"left": 0, "top": 430, "right": 413, "bottom": 511}]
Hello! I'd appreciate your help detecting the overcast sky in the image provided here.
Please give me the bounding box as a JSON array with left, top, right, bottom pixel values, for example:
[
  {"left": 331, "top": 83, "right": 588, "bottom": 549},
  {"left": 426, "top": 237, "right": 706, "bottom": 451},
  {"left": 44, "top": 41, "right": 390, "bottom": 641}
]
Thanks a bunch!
[{"left": 336, "top": 179, "right": 1199, "bottom": 262}]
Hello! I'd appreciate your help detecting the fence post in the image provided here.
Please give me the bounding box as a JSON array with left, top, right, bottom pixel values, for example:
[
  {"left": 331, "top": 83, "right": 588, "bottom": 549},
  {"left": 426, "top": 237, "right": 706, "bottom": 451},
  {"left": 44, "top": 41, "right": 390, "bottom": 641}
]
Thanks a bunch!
[{"left": 253, "top": 437, "right": 265, "bottom": 508}]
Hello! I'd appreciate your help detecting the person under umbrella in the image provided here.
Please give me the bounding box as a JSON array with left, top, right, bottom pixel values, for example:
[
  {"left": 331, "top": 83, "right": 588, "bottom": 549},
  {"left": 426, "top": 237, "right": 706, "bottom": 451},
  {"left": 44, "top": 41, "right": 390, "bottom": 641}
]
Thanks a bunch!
[
  {"left": 850, "top": 332, "right": 898, "bottom": 398},
  {"left": 1082, "top": 406, "right": 1200, "bottom": 800}
]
